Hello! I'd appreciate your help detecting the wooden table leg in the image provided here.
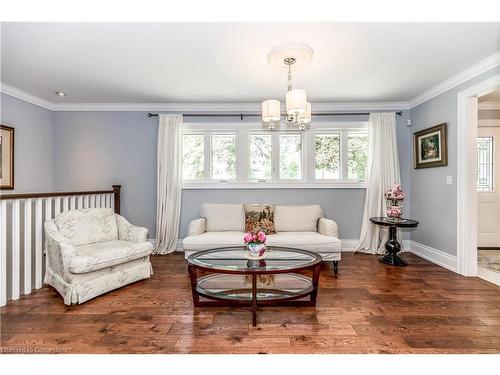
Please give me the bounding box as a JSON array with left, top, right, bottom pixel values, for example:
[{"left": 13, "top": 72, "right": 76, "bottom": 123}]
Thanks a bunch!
[
  {"left": 251, "top": 274, "right": 257, "bottom": 326},
  {"left": 188, "top": 265, "right": 201, "bottom": 307},
  {"left": 310, "top": 263, "right": 321, "bottom": 305},
  {"left": 379, "top": 226, "right": 407, "bottom": 266}
]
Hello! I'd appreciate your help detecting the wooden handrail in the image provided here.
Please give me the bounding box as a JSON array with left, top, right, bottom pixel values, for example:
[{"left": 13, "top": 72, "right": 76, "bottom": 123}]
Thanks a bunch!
[{"left": 0, "top": 185, "right": 122, "bottom": 214}]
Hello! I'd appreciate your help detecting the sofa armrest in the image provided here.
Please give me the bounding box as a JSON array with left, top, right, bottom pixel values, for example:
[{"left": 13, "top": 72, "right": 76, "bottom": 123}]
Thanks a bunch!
[
  {"left": 318, "top": 217, "right": 339, "bottom": 237},
  {"left": 44, "top": 220, "right": 77, "bottom": 280},
  {"left": 188, "top": 218, "right": 206, "bottom": 236},
  {"left": 116, "top": 215, "right": 149, "bottom": 243}
]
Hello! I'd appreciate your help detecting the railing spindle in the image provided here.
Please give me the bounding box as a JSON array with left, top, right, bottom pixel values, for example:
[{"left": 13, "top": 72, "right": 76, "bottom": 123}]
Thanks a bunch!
[
  {"left": 0, "top": 200, "right": 7, "bottom": 306},
  {"left": 35, "top": 198, "right": 43, "bottom": 289},
  {"left": 55, "top": 197, "right": 61, "bottom": 215},
  {"left": 63, "top": 197, "right": 69, "bottom": 212},
  {"left": 78, "top": 196, "right": 83, "bottom": 209},
  {"left": 12, "top": 200, "right": 20, "bottom": 300},
  {"left": 24, "top": 199, "right": 32, "bottom": 295},
  {"left": 70, "top": 196, "right": 76, "bottom": 210}
]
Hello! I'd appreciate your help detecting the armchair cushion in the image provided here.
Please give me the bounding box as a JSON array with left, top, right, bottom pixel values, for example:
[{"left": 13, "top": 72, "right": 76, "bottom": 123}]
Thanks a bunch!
[
  {"left": 55, "top": 208, "right": 118, "bottom": 246},
  {"left": 69, "top": 240, "right": 153, "bottom": 274}
]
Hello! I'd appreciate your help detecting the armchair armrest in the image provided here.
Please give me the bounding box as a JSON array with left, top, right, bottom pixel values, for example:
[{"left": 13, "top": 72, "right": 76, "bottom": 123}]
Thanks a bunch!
[
  {"left": 44, "top": 220, "right": 77, "bottom": 280},
  {"left": 188, "top": 218, "right": 206, "bottom": 236},
  {"left": 116, "top": 215, "right": 149, "bottom": 243},
  {"left": 318, "top": 217, "right": 339, "bottom": 237}
]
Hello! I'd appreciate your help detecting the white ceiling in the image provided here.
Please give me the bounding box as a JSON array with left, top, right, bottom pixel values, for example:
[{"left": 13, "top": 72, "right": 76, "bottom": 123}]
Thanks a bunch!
[{"left": 1, "top": 22, "right": 499, "bottom": 104}]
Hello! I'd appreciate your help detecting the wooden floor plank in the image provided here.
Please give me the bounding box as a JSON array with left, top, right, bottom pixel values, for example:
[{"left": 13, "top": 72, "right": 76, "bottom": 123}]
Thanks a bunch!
[{"left": 1, "top": 252, "right": 499, "bottom": 353}]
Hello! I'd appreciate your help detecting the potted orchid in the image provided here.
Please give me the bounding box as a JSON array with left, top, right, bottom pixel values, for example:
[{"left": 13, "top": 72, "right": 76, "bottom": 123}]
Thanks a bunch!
[
  {"left": 384, "top": 184, "right": 405, "bottom": 220},
  {"left": 243, "top": 230, "right": 267, "bottom": 259}
]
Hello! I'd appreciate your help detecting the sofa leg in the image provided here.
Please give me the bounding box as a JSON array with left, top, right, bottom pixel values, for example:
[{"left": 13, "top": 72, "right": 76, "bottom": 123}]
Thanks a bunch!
[{"left": 333, "top": 261, "right": 339, "bottom": 276}]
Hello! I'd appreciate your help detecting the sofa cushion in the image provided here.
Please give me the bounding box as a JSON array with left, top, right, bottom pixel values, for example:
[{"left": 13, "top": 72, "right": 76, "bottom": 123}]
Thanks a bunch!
[
  {"left": 244, "top": 204, "right": 276, "bottom": 234},
  {"left": 55, "top": 208, "right": 119, "bottom": 246},
  {"left": 274, "top": 205, "right": 323, "bottom": 232},
  {"left": 266, "top": 232, "right": 341, "bottom": 253},
  {"left": 183, "top": 231, "right": 245, "bottom": 251},
  {"left": 201, "top": 204, "right": 245, "bottom": 232},
  {"left": 68, "top": 240, "right": 153, "bottom": 274}
]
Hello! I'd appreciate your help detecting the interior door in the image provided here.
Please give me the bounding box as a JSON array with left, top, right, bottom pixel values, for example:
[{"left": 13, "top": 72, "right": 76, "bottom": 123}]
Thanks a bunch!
[{"left": 477, "top": 126, "right": 500, "bottom": 247}]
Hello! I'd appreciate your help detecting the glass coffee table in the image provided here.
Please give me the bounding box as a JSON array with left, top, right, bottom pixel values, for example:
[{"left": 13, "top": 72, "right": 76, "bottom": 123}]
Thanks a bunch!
[{"left": 187, "top": 247, "right": 322, "bottom": 326}]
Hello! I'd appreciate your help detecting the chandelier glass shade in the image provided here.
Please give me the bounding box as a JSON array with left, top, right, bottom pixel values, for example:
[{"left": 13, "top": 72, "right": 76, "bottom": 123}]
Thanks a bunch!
[{"left": 262, "top": 43, "right": 313, "bottom": 130}]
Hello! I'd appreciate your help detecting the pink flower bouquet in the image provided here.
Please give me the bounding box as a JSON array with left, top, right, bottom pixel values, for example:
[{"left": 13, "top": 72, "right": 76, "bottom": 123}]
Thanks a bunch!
[
  {"left": 384, "top": 184, "right": 406, "bottom": 200},
  {"left": 243, "top": 230, "right": 267, "bottom": 259}
]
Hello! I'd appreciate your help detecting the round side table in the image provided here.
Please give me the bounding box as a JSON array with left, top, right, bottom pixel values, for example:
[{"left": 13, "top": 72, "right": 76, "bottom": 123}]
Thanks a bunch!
[{"left": 369, "top": 217, "right": 419, "bottom": 266}]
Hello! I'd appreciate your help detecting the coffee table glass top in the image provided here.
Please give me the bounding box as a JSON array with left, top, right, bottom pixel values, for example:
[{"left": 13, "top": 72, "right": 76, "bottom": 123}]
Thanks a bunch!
[{"left": 187, "top": 246, "right": 322, "bottom": 274}]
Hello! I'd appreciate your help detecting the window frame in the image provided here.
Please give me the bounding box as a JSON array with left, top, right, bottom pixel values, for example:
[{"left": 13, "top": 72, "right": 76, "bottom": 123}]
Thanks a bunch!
[{"left": 182, "top": 122, "right": 368, "bottom": 189}]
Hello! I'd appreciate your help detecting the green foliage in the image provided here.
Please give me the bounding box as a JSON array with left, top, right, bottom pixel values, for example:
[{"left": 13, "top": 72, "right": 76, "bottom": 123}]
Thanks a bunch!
[
  {"left": 315, "top": 134, "right": 340, "bottom": 178},
  {"left": 182, "top": 135, "right": 204, "bottom": 179},
  {"left": 348, "top": 134, "right": 368, "bottom": 180}
]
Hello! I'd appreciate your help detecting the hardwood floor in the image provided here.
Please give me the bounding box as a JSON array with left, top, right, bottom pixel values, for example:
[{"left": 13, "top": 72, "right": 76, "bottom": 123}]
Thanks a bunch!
[{"left": 1, "top": 252, "right": 500, "bottom": 354}]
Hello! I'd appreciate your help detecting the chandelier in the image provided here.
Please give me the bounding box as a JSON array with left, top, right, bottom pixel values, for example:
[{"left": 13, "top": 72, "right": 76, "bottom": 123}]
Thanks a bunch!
[{"left": 262, "top": 43, "right": 313, "bottom": 130}]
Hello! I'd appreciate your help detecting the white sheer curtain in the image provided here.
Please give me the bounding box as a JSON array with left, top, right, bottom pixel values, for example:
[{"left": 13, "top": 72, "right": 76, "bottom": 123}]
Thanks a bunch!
[
  {"left": 155, "top": 114, "right": 183, "bottom": 254},
  {"left": 357, "top": 112, "right": 401, "bottom": 254}
]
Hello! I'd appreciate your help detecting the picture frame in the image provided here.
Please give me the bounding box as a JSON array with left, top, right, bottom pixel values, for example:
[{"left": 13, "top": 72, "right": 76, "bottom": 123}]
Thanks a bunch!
[
  {"left": 0, "top": 125, "right": 15, "bottom": 190},
  {"left": 413, "top": 123, "right": 447, "bottom": 169}
]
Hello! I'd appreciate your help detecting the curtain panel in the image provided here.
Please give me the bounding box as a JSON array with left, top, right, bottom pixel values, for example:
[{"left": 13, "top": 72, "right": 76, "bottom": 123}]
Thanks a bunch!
[
  {"left": 155, "top": 114, "right": 183, "bottom": 254},
  {"left": 357, "top": 112, "right": 401, "bottom": 254}
]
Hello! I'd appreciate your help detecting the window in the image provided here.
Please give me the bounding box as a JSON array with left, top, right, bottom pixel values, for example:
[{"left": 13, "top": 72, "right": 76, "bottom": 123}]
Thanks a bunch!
[
  {"left": 477, "top": 137, "right": 493, "bottom": 191},
  {"left": 249, "top": 134, "right": 272, "bottom": 181},
  {"left": 182, "top": 134, "right": 204, "bottom": 180},
  {"left": 181, "top": 123, "right": 368, "bottom": 187},
  {"left": 211, "top": 134, "right": 236, "bottom": 181},
  {"left": 279, "top": 134, "right": 302, "bottom": 180},
  {"left": 315, "top": 134, "right": 340, "bottom": 179},
  {"left": 348, "top": 133, "right": 369, "bottom": 180}
]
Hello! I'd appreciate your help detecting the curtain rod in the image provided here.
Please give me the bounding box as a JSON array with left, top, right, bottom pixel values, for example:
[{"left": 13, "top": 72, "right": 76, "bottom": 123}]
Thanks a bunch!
[{"left": 147, "top": 111, "right": 403, "bottom": 119}]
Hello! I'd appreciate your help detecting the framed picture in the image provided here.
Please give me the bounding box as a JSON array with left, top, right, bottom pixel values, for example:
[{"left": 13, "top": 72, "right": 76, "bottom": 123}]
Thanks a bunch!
[
  {"left": 0, "top": 125, "right": 15, "bottom": 190},
  {"left": 413, "top": 123, "right": 447, "bottom": 169}
]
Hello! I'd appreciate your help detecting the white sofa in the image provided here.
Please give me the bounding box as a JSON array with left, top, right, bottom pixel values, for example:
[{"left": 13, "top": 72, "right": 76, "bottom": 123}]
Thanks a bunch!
[
  {"left": 183, "top": 204, "right": 341, "bottom": 274},
  {"left": 44, "top": 208, "right": 154, "bottom": 305}
]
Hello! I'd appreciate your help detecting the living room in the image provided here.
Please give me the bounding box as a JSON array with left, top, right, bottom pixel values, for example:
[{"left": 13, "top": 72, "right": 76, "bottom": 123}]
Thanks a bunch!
[{"left": 1, "top": 0, "right": 500, "bottom": 371}]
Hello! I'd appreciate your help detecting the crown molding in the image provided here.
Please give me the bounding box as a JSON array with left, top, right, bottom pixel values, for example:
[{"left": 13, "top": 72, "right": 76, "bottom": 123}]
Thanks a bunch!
[
  {"left": 0, "top": 83, "right": 55, "bottom": 110},
  {"left": 409, "top": 51, "right": 500, "bottom": 109},
  {"left": 0, "top": 84, "right": 409, "bottom": 112},
  {"left": 478, "top": 101, "right": 500, "bottom": 110}
]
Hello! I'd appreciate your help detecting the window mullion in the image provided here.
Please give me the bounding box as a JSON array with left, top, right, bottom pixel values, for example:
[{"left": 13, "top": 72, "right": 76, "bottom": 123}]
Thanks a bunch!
[
  {"left": 341, "top": 130, "right": 349, "bottom": 181},
  {"left": 204, "top": 131, "right": 210, "bottom": 182},
  {"left": 273, "top": 132, "right": 279, "bottom": 182}
]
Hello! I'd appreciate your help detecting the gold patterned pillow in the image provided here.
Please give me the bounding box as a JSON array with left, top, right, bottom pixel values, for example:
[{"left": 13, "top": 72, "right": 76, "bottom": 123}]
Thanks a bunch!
[{"left": 244, "top": 204, "right": 276, "bottom": 235}]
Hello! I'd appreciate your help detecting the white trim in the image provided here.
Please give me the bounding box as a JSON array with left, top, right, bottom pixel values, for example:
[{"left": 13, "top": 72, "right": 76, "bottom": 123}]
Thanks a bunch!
[
  {"left": 478, "top": 119, "right": 500, "bottom": 127},
  {"left": 0, "top": 83, "right": 54, "bottom": 110},
  {"left": 182, "top": 182, "right": 367, "bottom": 189},
  {"left": 341, "top": 239, "right": 359, "bottom": 252},
  {"left": 404, "top": 240, "right": 458, "bottom": 273},
  {"left": 409, "top": 51, "right": 500, "bottom": 109},
  {"left": 478, "top": 101, "right": 500, "bottom": 110},
  {"left": 457, "top": 74, "right": 500, "bottom": 276},
  {"left": 0, "top": 85, "right": 409, "bottom": 112},
  {"left": 477, "top": 266, "right": 500, "bottom": 286}
]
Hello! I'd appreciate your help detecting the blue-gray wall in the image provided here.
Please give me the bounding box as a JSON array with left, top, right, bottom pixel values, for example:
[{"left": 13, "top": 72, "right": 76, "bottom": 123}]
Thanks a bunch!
[
  {"left": 0, "top": 92, "right": 412, "bottom": 241},
  {"left": 409, "top": 66, "right": 500, "bottom": 256},
  {"left": 0, "top": 93, "right": 54, "bottom": 193},
  {"left": 52, "top": 111, "right": 158, "bottom": 238}
]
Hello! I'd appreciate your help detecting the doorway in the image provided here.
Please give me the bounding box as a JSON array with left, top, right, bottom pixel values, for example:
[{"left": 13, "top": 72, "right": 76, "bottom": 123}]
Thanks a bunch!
[
  {"left": 476, "top": 89, "right": 500, "bottom": 285},
  {"left": 457, "top": 73, "right": 500, "bottom": 278}
]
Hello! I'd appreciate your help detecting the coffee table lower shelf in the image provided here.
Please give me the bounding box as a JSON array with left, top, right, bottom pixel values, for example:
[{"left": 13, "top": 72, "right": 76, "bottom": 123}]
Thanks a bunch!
[{"left": 188, "top": 269, "right": 320, "bottom": 326}]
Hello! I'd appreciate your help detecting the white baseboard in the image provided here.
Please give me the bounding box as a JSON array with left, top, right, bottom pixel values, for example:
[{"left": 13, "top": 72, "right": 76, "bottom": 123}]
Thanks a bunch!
[{"left": 404, "top": 240, "right": 458, "bottom": 273}]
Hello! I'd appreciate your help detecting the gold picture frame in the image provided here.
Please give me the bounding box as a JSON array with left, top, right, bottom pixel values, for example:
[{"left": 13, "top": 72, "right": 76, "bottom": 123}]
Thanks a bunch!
[
  {"left": 0, "top": 125, "right": 15, "bottom": 190},
  {"left": 413, "top": 123, "right": 447, "bottom": 169}
]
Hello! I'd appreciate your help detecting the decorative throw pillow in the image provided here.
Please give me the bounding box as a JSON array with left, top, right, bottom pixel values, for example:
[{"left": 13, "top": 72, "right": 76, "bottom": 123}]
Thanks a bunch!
[{"left": 243, "top": 204, "right": 277, "bottom": 235}]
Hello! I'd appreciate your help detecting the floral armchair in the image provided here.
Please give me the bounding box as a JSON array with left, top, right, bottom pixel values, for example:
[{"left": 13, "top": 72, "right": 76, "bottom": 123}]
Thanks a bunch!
[{"left": 44, "top": 208, "right": 153, "bottom": 305}]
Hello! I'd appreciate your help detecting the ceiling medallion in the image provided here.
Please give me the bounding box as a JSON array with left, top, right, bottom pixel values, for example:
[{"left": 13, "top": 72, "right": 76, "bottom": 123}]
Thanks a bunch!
[{"left": 262, "top": 43, "right": 313, "bottom": 130}]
